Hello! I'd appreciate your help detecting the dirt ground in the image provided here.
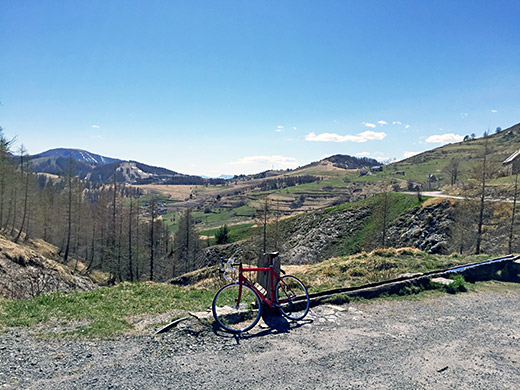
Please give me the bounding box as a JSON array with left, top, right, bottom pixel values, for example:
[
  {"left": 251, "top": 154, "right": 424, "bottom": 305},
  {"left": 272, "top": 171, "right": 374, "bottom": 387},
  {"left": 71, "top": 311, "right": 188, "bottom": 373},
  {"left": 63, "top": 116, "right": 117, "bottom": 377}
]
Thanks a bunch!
[{"left": 1, "top": 282, "right": 519, "bottom": 389}]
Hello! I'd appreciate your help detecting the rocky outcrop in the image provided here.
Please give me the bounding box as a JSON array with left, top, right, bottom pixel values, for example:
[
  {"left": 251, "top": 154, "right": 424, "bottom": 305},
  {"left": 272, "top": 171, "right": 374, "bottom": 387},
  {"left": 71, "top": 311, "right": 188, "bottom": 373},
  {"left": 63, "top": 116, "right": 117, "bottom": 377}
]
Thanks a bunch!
[
  {"left": 387, "top": 200, "right": 455, "bottom": 254},
  {"left": 279, "top": 207, "right": 372, "bottom": 264}
]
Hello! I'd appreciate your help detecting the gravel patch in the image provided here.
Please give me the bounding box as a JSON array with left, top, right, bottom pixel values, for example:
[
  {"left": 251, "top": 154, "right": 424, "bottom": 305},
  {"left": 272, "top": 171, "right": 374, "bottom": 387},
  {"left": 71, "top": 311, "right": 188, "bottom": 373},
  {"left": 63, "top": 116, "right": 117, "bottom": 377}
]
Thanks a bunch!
[{"left": 1, "top": 284, "right": 519, "bottom": 389}]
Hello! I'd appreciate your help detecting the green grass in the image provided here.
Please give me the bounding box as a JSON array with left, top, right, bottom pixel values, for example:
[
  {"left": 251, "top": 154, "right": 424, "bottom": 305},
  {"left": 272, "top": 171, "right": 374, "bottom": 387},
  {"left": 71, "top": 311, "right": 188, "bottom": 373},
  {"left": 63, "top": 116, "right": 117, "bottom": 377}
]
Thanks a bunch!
[
  {"left": 0, "top": 282, "right": 215, "bottom": 338},
  {"left": 199, "top": 222, "right": 258, "bottom": 243},
  {"left": 164, "top": 204, "right": 257, "bottom": 234},
  {"left": 333, "top": 192, "right": 424, "bottom": 254},
  {"left": 137, "top": 194, "right": 179, "bottom": 206}
]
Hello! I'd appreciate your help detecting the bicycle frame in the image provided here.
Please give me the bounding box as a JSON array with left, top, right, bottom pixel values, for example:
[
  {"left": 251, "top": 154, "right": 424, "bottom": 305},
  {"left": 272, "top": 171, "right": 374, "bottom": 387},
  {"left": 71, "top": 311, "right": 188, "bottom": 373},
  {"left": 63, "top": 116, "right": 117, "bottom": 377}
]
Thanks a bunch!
[
  {"left": 214, "top": 258, "right": 310, "bottom": 332},
  {"left": 236, "top": 263, "right": 292, "bottom": 308}
]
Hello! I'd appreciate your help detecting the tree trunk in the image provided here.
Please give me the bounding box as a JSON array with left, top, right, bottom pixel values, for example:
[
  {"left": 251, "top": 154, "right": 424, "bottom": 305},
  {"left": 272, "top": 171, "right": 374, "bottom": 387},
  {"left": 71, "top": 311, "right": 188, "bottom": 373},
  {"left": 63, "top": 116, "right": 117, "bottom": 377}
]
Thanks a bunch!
[
  {"left": 63, "top": 167, "right": 73, "bottom": 263},
  {"left": 128, "top": 198, "right": 134, "bottom": 282},
  {"left": 475, "top": 141, "right": 488, "bottom": 255},
  {"left": 14, "top": 173, "right": 29, "bottom": 243},
  {"left": 509, "top": 174, "right": 518, "bottom": 254}
]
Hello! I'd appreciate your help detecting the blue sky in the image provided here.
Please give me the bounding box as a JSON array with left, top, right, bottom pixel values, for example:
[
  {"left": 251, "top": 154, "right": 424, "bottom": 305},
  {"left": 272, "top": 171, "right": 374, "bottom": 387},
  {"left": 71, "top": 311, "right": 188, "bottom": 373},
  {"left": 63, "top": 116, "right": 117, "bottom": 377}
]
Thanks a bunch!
[{"left": 1, "top": 1, "right": 519, "bottom": 176}]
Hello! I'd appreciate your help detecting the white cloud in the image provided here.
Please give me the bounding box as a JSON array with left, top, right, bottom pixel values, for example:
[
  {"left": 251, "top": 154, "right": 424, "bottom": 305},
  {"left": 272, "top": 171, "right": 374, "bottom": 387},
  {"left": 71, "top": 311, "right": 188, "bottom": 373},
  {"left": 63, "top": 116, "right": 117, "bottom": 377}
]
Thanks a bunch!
[
  {"left": 392, "top": 121, "right": 402, "bottom": 125},
  {"left": 363, "top": 122, "right": 377, "bottom": 128},
  {"left": 405, "top": 124, "right": 410, "bottom": 129},
  {"left": 276, "top": 125, "right": 284, "bottom": 132},
  {"left": 91, "top": 125, "right": 100, "bottom": 129},
  {"left": 460, "top": 112, "right": 468, "bottom": 118},
  {"left": 491, "top": 109, "right": 497, "bottom": 113},
  {"left": 356, "top": 152, "right": 371, "bottom": 157},
  {"left": 228, "top": 155, "right": 298, "bottom": 168},
  {"left": 305, "top": 130, "right": 386, "bottom": 143},
  {"left": 225, "top": 155, "right": 299, "bottom": 175},
  {"left": 403, "top": 151, "right": 420, "bottom": 158},
  {"left": 292, "top": 126, "right": 297, "bottom": 130},
  {"left": 378, "top": 120, "right": 388, "bottom": 125},
  {"left": 425, "top": 133, "right": 464, "bottom": 144}
]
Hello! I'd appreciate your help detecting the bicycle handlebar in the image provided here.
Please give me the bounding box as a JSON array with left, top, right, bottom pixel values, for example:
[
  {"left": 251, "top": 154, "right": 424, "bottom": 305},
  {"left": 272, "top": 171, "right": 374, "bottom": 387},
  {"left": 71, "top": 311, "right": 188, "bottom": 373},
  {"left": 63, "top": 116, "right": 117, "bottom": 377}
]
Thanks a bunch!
[{"left": 220, "top": 257, "right": 240, "bottom": 281}]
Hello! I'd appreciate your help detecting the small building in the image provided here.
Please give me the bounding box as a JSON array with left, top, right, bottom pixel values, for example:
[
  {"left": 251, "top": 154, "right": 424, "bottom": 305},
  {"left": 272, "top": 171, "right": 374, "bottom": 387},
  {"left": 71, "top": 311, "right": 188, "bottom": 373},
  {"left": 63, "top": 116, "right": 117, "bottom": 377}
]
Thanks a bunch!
[
  {"left": 503, "top": 149, "right": 520, "bottom": 176},
  {"left": 370, "top": 165, "right": 383, "bottom": 172},
  {"left": 395, "top": 171, "right": 405, "bottom": 176}
]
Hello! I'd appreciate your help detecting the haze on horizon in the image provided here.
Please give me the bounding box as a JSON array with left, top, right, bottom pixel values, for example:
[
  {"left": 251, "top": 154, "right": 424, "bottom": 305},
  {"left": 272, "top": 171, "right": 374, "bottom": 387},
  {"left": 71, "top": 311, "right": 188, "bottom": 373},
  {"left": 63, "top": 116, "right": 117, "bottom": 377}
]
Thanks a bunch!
[{"left": 1, "top": 1, "right": 519, "bottom": 177}]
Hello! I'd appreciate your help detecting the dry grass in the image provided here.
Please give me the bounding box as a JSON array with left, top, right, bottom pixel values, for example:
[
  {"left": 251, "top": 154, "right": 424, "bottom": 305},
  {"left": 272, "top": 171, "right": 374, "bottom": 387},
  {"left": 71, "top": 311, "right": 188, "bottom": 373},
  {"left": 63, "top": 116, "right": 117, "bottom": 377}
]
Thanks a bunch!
[
  {"left": 166, "top": 247, "right": 487, "bottom": 294},
  {"left": 421, "top": 197, "right": 456, "bottom": 208},
  {"left": 131, "top": 184, "right": 197, "bottom": 200},
  {"left": 282, "top": 248, "right": 486, "bottom": 292}
]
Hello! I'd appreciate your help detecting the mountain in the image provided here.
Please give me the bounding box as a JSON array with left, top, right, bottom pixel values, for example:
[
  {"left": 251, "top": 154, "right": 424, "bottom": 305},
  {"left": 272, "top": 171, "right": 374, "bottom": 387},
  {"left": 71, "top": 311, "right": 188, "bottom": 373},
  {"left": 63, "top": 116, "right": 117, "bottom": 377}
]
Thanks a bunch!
[
  {"left": 86, "top": 160, "right": 223, "bottom": 185},
  {"left": 298, "top": 154, "right": 380, "bottom": 171},
  {"left": 33, "top": 148, "right": 121, "bottom": 165},
  {"left": 28, "top": 149, "right": 119, "bottom": 178},
  {"left": 29, "top": 148, "right": 227, "bottom": 185}
]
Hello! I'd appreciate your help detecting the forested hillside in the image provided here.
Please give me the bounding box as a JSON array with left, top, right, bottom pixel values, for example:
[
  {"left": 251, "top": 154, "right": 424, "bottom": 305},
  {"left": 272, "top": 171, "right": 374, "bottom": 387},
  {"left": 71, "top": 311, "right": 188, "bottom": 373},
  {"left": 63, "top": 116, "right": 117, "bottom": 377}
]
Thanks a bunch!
[{"left": 1, "top": 129, "right": 205, "bottom": 286}]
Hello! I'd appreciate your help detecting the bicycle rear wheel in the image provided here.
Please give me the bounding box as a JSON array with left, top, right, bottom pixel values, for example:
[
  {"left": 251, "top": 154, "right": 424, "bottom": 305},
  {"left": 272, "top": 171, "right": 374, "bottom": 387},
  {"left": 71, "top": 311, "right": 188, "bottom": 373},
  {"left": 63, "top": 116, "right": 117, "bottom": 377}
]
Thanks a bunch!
[
  {"left": 276, "top": 275, "right": 310, "bottom": 321},
  {"left": 212, "top": 283, "right": 262, "bottom": 333}
]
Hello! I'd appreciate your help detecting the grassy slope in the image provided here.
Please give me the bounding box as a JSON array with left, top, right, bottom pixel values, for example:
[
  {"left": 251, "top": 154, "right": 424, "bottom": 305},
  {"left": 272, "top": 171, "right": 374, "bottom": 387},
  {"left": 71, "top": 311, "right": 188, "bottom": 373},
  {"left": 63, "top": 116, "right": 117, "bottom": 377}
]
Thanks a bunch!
[
  {"left": 390, "top": 122, "right": 520, "bottom": 184},
  {"left": 285, "top": 248, "right": 489, "bottom": 292},
  {"left": 0, "top": 282, "right": 215, "bottom": 337},
  {"left": 0, "top": 249, "right": 497, "bottom": 338}
]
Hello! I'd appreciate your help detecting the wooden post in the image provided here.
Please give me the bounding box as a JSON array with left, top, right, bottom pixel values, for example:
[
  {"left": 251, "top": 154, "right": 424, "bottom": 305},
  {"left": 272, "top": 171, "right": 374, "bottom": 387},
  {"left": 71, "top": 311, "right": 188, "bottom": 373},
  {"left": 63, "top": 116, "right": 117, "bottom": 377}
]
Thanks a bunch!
[{"left": 257, "top": 252, "right": 280, "bottom": 300}]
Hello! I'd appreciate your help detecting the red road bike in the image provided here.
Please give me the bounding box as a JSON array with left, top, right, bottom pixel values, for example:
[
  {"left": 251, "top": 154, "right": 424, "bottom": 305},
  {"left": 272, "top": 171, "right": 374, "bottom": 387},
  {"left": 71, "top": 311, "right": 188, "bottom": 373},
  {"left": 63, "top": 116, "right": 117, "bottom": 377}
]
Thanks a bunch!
[{"left": 212, "top": 258, "right": 310, "bottom": 333}]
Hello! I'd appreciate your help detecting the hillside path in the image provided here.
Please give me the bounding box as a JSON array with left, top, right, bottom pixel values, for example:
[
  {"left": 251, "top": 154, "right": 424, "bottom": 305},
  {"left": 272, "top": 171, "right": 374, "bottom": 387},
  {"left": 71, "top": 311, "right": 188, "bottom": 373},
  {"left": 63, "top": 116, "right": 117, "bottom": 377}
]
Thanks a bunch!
[
  {"left": 1, "top": 284, "right": 519, "bottom": 389},
  {"left": 403, "top": 191, "right": 515, "bottom": 203}
]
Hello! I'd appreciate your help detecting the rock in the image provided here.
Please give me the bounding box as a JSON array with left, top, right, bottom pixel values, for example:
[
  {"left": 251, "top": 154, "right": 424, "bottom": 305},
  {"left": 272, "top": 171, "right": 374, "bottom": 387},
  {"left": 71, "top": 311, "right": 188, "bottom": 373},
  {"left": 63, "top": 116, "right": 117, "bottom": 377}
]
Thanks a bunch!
[{"left": 430, "top": 277, "right": 455, "bottom": 286}]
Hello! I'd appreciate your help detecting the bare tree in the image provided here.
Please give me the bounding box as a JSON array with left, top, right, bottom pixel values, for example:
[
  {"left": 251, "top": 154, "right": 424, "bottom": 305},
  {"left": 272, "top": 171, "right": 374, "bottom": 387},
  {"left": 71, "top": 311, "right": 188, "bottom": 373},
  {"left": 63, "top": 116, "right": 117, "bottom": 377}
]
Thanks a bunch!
[
  {"left": 509, "top": 174, "right": 518, "bottom": 254},
  {"left": 173, "top": 208, "right": 202, "bottom": 277},
  {"left": 443, "top": 158, "right": 461, "bottom": 186},
  {"left": 0, "top": 127, "right": 15, "bottom": 229},
  {"left": 148, "top": 196, "right": 157, "bottom": 281},
  {"left": 62, "top": 157, "right": 75, "bottom": 262},
  {"left": 14, "top": 145, "right": 30, "bottom": 243},
  {"left": 374, "top": 192, "right": 391, "bottom": 249},
  {"left": 475, "top": 139, "right": 492, "bottom": 254},
  {"left": 451, "top": 199, "right": 478, "bottom": 254}
]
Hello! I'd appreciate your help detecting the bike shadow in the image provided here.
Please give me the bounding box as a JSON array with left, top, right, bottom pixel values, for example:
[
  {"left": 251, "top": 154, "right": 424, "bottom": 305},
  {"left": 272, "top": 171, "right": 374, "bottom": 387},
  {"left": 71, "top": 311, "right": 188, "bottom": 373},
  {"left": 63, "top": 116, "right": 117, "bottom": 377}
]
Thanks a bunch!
[{"left": 212, "top": 314, "right": 314, "bottom": 343}]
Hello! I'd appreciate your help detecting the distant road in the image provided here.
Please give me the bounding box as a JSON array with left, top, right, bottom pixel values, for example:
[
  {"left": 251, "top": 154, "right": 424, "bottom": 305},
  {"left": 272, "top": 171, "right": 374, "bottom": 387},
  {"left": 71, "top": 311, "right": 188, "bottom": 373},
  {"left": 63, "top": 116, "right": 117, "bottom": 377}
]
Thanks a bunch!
[{"left": 402, "top": 191, "right": 514, "bottom": 203}]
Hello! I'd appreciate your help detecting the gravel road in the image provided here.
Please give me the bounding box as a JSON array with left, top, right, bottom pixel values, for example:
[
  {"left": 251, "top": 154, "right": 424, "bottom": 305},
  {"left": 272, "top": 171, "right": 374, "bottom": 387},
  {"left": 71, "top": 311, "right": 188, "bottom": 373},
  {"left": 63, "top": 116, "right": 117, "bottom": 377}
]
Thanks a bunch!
[{"left": 1, "top": 283, "right": 519, "bottom": 389}]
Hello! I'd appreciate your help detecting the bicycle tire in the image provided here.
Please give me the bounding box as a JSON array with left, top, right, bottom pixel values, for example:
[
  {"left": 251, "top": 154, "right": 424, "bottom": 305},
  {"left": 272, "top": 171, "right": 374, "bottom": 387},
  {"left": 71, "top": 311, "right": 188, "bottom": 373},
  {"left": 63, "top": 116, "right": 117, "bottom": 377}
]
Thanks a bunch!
[
  {"left": 275, "top": 275, "right": 310, "bottom": 321},
  {"left": 212, "top": 283, "right": 262, "bottom": 333}
]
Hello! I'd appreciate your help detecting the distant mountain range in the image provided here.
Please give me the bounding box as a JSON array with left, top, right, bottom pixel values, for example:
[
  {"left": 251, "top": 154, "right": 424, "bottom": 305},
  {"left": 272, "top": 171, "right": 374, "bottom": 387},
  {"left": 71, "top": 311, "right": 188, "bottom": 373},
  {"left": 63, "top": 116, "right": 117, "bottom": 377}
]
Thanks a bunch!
[
  {"left": 28, "top": 148, "right": 226, "bottom": 185},
  {"left": 27, "top": 148, "right": 381, "bottom": 185}
]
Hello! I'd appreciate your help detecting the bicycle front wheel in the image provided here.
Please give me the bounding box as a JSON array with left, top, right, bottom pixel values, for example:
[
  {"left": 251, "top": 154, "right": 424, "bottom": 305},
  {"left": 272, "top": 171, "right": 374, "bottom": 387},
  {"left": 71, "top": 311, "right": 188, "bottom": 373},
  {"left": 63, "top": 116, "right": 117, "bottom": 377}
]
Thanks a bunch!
[
  {"left": 212, "top": 283, "right": 262, "bottom": 333},
  {"left": 276, "top": 275, "right": 310, "bottom": 321}
]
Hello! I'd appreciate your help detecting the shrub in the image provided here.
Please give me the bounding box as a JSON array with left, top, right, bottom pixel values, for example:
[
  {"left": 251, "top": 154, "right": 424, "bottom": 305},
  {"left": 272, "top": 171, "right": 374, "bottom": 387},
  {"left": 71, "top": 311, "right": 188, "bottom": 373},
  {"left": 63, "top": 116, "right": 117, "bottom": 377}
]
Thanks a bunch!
[{"left": 445, "top": 274, "right": 468, "bottom": 294}]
